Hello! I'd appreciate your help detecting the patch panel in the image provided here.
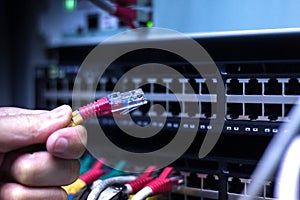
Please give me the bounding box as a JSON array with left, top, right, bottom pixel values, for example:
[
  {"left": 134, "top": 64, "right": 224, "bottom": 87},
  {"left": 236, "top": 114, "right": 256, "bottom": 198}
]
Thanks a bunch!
[
  {"left": 37, "top": 66, "right": 300, "bottom": 127},
  {"left": 174, "top": 171, "right": 276, "bottom": 200},
  {"left": 225, "top": 77, "right": 300, "bottom": 122},
  {"left": 37, "top": 65, "right": 300, "bottom": 138},
  {"left": 175, "top": 172, "right": 218, "bottom": 200}
]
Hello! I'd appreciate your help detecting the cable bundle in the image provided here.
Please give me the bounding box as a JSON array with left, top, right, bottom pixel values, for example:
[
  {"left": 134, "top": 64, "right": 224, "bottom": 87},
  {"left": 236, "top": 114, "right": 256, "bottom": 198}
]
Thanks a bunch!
[{"left": 67, "top": 155, "right": 183, "bottom": 200}]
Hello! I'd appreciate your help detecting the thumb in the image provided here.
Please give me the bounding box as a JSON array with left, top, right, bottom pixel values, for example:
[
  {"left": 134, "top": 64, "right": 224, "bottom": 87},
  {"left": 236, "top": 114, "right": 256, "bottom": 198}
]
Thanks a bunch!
[{"left": 0, "top": 105, "right": 72, "bottom": 152}]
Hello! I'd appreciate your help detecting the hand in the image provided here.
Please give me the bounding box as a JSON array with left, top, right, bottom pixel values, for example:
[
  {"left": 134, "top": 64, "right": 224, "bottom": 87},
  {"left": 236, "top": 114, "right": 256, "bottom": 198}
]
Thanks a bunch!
[{"left": 0, "top": 105, "right": 87, "bottom": 200}]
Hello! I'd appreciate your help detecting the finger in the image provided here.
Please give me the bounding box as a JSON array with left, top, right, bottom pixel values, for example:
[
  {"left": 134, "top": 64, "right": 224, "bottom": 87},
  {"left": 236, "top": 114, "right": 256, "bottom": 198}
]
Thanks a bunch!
[
  {"left": 0, "top": 105, "right": 72, "bottom": 152},
  {"left": 0, "top": 107, "right": 47, "bottom": 116},
  {"left": 5, "top": 151, "right": 79, "bottom": 187},
  {"left": 0, "top": 183, "right": 67, "bottom": 200},
  {"left": 0, "top": 153, "right": 4, "bottom": 168},
  {"left": 46, "top": 125, "right": 87, "bottom": 159}
]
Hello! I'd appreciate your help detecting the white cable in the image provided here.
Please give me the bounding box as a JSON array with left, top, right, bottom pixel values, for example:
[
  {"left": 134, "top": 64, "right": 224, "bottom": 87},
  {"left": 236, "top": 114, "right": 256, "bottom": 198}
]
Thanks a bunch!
[
  {"left": 131, "top": 186, "right": 152, "bottom": 200},
  {"left": 239, "top": 99, "right": 300, "bottom": 200},
  {"left": 91, "top": 179, "right": 103, "bottom": 190},
  {"left": 124, "top": 183, "right": 133, "bottom": 194},
  {"left": 275, "top": 135, "right": 300, "bottom": 199},
  {"left": 87, "top": 175, "right": 136, "bottom": 200}
]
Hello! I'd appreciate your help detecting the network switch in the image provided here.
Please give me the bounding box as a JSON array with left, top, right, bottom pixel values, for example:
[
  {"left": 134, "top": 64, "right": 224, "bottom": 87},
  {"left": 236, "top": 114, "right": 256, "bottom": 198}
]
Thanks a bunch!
[{"left": 36, "top": 29, "right": 300, "bottom": 199}]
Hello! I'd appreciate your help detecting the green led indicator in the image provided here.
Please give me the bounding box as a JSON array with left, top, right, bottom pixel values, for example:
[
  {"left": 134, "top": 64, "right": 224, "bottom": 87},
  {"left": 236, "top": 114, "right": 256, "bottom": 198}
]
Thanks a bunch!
[
  {"left": 65, "top": 0, "right": 76, "bottom": 11},
  {"left": 146, "top": 21, "right": 153, "bottom": 28}
]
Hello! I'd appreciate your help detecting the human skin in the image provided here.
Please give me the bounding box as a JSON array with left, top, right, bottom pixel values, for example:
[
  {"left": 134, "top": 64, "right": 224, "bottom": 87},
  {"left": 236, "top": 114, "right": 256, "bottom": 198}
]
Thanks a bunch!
[{"left": 0, "top": 105, "right": 87, "bottom": 200}]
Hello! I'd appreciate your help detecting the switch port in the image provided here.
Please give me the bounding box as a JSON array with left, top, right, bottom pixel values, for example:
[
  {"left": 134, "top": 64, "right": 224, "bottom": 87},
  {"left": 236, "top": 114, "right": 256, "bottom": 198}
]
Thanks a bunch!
[
  {"left": 186, "top": 102, "right": 200, "bottom": 117},
  {"left": 169, "top": 79, "right": 182, "bottom": 93},
  {"left": 69, "top": 77, "right": 75, "bottom": 90},
  {"left": 265, "top": 104, "right": 281, "bottom": 121},
  {"left": 153, "top": 101, "right": 166, "bottom": 116},
  {"left": 284, "top": 104, "right": 293, "bottom": 117},
  {"left": 201, "top": 79, "right": 217, "bottom": 94},
  {"left": 245, "top": 103, "right": 262, "bottom": 120},
  {"left": 265, "top": 78, "right": 282, "bottom": 95},
  {"left": 140, "top": 83, "right": 151, "bottom": 93},
  {"left": 227, "top": 103, "right": 243, "bottom": 119},
  {"left": 154, "top": 83, "right": 166, "bottom": 93},
  {"left": 245, "top": 78, "right": 262, "bottom": 95},
  {"left": 169, "top": 194, "right": 184, "bottom": 200},
  {"left": 203, "top": 175, "right": 218, "bottom": 190},
  {"left": 105, "top": 78, "right": 116, "bottom": 91},
  {"left": 265, "top": 181, "right": 275, "bottom": 198},
  {"left": 187, "top": 173, "right": 201, "bottom": 188},
  {"left": 226, "top": 78, "right": 243, "bottom": 95},
  {"left": 228, "top": 177, "right": 244, "bottom": 194},
  {"left": 285, "top": 78, "right": 300, "bottom": 95},
  {"left": 201, "top": 102, "right": 215, "bottom": 118},
  {"left": 186, "top": 78, "right": 199, "bottom": 94},
  {"left": 138, "top": 101, "right": 151, "bottom": 116},
  {"left": 169, "top": 101, "right": 181, "bottom": 116},
  {"left": 123, "top": 79, "right": 135, "bottom": 92}
]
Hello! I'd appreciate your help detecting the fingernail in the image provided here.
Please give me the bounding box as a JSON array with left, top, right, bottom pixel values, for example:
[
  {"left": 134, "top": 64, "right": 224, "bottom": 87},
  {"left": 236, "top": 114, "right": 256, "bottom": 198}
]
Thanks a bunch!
[
  {"left": 51, "top": 105, "right": 69, "bottom": 119},
  {"left": 54, "top": 137, "right": 68, "bottom": 153}
]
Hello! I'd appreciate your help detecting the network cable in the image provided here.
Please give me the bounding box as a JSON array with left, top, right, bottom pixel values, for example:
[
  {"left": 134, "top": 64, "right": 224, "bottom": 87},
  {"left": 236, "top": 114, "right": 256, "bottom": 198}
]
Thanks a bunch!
[
  {"left": 131, "top": 167, "right": 183, "bottom": 200},
  {"left": 70, "top": 159, "right": 130, "bottom": 200},
  {"left": 69, "top": 88, "right": 147, "bottom": 127},
  {"left": 239, "top": 98, "right": 300, "bottom": 200},
  {"left": 99, "top": 160, "right": 127, "bottom": 180},
  {"left": 125, "top": 166, "right": 157, "bottom": 194},
  {"left": 80, "top": 154, "right": 96, "bottom": 175},
  {"left": 87, "top": 166, "right": 178, "bottom": 200},
  {"left": 87, "top": 176, "right": 137, "bottom": 200},
  {"left": 275, "top": 135, "right": 300, "bottom": 199},
  {"left": 63, "top": 159, "right": 106, "bottom": 195}
]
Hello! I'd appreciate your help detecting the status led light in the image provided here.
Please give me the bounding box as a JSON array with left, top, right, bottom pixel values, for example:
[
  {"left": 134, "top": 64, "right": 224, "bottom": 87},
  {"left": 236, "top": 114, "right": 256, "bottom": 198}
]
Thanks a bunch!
[
  {"left": 146, "top": 21, "right": 153, "bottom": 28},
  {"left": 65, "top": 0, "right": 76, "bottom": 11}
]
